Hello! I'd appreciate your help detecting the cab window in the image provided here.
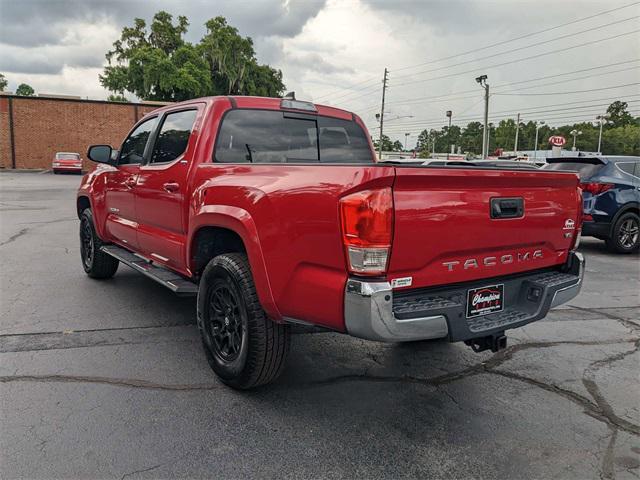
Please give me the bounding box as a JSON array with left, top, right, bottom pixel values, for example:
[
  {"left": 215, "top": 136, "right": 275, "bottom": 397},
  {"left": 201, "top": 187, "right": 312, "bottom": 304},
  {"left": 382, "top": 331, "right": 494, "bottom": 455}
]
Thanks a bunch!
[
  {"left": 119, "top": 117, "right": 157, "bottom": 165},
  {"left": 150, "top": 109, "right": 198, "bottom": 164},
  {"left": 214, "top": 109, "right": 373, "bottom": 164}
]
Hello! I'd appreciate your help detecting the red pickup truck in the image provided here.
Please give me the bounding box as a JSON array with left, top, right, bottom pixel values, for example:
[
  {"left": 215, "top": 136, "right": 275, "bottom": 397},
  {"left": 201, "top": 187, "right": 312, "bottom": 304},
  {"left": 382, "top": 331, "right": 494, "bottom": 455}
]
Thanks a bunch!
[{"left": 77, "top": 95, "right": 584, "bottom": 389}]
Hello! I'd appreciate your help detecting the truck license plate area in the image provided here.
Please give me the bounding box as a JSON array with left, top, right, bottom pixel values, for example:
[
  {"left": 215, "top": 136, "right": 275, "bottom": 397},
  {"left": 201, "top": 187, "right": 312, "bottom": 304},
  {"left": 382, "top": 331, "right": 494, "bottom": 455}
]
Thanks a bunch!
[{"left": 466, "top": 284, "right": 504, "bottom": 318}]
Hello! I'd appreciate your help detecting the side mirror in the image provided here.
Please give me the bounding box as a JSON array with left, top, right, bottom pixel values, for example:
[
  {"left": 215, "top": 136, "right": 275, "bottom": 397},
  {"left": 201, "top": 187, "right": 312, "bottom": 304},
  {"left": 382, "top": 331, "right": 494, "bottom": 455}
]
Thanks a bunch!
[{"left": 87, "top": 145, "right": 115, "bottom": 165}]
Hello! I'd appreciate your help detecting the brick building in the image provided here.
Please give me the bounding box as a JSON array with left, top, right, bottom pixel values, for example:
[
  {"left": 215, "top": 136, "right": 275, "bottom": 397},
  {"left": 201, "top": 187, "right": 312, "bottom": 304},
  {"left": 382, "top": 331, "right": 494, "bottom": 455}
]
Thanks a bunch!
[{"left": 0, "top": 94, "right": 167, "bottom": 170}]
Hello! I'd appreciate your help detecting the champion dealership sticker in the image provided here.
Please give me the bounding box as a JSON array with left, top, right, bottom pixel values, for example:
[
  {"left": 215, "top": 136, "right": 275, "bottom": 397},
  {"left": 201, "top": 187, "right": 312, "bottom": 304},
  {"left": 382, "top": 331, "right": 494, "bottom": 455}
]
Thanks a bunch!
[{"left": 466, "top": 284, "right": 504, "bottom": 318}]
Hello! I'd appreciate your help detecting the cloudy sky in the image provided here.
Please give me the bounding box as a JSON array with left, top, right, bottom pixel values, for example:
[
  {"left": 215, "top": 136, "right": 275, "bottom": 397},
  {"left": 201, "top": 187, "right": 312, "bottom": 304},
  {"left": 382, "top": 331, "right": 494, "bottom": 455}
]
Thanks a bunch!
[{"left": 1, "top": 0, "right": 639, "bottom": 144}]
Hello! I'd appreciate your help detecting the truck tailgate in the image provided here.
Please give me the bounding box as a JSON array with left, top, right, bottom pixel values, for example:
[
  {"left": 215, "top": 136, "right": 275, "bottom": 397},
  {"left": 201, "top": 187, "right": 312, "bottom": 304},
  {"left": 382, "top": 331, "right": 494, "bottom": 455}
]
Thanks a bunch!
[{"left": 388, "top": 167, "right": 581, "bottom": 289}]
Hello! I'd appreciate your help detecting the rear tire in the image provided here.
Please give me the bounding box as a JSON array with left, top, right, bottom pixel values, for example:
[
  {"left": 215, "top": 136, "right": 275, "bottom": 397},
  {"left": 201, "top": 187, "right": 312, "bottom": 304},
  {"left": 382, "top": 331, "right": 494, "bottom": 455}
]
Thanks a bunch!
[
  {"left": 606, "top": 212, "right": 639, "bottom": 254},
  {"left": 197, "top": 253, "right": 290, "bottom": 389},
  {"left": 79, "top": 209, "right": 119, "bottom": 278}
]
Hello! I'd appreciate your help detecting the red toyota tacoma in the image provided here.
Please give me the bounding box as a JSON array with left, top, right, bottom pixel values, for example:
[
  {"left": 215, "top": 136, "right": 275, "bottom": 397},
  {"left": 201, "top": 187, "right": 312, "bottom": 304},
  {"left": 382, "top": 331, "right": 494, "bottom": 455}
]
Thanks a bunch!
[{"left": 77, "top": 95, "right": 584, "bottom": 389}]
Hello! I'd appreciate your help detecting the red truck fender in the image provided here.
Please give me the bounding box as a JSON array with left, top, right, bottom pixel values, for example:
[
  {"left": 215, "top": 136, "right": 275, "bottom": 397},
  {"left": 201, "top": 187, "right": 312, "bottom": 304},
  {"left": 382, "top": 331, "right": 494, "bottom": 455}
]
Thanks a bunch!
[{"left": 188, "top": 205, "right": 282, "bottom": 322}]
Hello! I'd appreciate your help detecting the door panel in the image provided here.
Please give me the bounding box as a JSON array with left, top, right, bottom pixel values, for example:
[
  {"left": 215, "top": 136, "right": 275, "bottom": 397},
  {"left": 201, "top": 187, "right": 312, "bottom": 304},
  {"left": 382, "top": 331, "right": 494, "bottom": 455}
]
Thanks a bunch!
[
  {"left": 104, "top": 165, "right": 140, "bottom": 248},
  {"left": 135, "top": 108, "right": 200, "bottom": 271},
  {"left": 103, "top": 115, "right": 159, "bottom": 249}
]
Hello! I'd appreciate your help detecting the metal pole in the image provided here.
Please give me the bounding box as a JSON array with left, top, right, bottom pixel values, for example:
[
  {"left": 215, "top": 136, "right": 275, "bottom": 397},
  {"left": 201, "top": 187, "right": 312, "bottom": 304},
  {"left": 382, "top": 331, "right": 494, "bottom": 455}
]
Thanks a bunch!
[
  {"left": 534, "top": 124, "right": 539, "bottom": 161},
  {"left": 432, "top": 132, "right": 436, "bottom": 158},
  {"left": 597, "top": 118, "right": 604, "bottom": 154},
  {"left": 404, "top": 133, "right": 409, "bottom": 151},
  {"left": 482, "top": 82, "right": 489, "bottom": 159},
  {"left": 514, "top": 113, "right": 520, "bottom": 154},
  {"left": 378, "top": 68, "right": 388, "bottom": 160}
]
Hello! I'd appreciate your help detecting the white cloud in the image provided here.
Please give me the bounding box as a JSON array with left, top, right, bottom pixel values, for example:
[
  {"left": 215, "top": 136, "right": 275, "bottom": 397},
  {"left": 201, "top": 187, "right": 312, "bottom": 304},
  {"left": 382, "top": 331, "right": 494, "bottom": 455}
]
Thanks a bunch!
[{"left": 0, "top": 0, "right": 638, "bottom": 142}]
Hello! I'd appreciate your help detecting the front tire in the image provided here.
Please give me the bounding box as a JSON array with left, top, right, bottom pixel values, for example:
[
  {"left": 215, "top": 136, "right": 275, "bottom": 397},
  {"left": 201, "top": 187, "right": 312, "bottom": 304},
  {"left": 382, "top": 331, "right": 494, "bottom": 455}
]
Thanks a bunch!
[
  {"left": 79, "top": 209, "right": 119, "bottom": 278},
  {"left": 606, "top": 212, "right": 639, "bottom": 253},
  {"left": 197, "top": 253, "right": 290, "bottom": 389}
]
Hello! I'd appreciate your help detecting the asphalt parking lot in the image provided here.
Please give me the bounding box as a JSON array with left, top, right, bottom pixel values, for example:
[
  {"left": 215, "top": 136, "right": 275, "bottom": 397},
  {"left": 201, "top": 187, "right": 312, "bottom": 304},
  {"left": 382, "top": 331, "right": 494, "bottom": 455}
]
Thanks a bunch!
[{"left": 1, "top": 171, "right": 638, "bottom": 479}]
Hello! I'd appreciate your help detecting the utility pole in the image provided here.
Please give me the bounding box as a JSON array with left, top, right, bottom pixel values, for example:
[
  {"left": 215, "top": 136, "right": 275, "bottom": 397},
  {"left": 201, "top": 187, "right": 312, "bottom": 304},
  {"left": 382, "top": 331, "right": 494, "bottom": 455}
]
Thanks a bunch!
[
  {"left": 446, "top": 110, "right": 452, "bottom": 160},
  {"left": 514, "top": 113, "right": 521, "bottom": 154},
  {"left": 378, "top": 68, "right": 389, "bottom": 160},
  {"left": 534, "top": 121, "right": 545, "bottom": 161},
  {"left": 570, "top": 129, "right": 582, "bottom": 151},
  {"left": 476, "top": 75, "right": 489, "bottom": 159},
  {"left": 596, "top": 114, "right": 609, "bottom": 154},
  {"left": 404, "top": 133, "right": 410, "bottom": 151}
]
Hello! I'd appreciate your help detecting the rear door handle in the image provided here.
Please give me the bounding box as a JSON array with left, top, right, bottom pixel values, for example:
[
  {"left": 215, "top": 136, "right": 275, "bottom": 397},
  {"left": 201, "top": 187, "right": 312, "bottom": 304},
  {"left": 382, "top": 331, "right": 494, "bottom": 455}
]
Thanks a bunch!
[
  {"left": 163, "top": 182, "right": 180, "bottom": 193},
  {"left": 124, "top": 176, "right": 137, "bottom": 188}
]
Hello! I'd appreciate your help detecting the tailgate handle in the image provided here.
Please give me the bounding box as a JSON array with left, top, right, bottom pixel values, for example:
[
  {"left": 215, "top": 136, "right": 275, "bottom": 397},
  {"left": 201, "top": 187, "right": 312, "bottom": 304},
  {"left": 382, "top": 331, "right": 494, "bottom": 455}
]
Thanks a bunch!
[{"left": 491, "top": 197, "right": 524, "bottom": 219}]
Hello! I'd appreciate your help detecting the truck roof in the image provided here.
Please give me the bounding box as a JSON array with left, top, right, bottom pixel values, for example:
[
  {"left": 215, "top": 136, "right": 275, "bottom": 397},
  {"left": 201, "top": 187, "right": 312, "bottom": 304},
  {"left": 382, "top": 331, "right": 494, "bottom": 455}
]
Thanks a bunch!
[{"left": 145, "top": 95, "right": 356, "bottom": 122}]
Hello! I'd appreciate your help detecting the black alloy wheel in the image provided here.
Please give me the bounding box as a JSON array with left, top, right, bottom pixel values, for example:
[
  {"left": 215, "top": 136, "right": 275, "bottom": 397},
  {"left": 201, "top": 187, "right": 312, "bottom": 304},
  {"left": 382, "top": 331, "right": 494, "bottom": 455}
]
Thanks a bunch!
[
  {"left": 206, "top": 279, "right": 246, "bottom": 363},
  {"left": 80, "top": 216, "right": 94, "bottom": 269}
]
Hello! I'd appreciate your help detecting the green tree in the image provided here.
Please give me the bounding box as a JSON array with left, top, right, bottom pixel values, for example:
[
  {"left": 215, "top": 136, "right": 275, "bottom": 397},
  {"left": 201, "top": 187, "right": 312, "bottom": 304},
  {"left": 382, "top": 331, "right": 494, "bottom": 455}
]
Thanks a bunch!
[
  {"left": 100, "top": 12, "right": 211, "bottom": 102},
  {"left": 107, "top": 94, "right": 129, "bottom": 102},
  {"left": 15, "top": 83, "right": 35, "bottom": 96},
  {"left": 372, "top": 134, "right": 403, "bottom": 152},
  {"left": 494, "top": 119, "right": 517, "bottom": 151},
  {"left": 459, "top": 122, "right": 483, "bottom": 154},
  {"left": 100, "top": 11, "right": 284, "bottom": 101},
  {"left": 606, "top": 101, "right": 634, "bottom": 127},
  {"left": 0, "top": 73, "right": 7, "bottom": 92}
]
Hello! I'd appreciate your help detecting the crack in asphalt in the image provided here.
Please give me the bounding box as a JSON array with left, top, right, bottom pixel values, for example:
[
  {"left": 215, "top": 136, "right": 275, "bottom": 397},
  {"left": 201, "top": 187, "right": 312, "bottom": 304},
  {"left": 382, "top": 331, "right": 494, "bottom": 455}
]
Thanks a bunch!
[
  {"left": 0, "top": 218, "right": 77, "bottom": 248},
  {"left": 0, "top": 374, "right": 220, "bottom": 391},
  {"left": 2, "top": 337, "right": 638, "bottom": 440},
  {"left": 0, "top": 228, "right": 29, "bottom": 247},
  {"left": 121, "top": 462, "right": 165, "bottom": 480},
  {"left": 569, "top": 305, "right": 640, "bottom": 332}
]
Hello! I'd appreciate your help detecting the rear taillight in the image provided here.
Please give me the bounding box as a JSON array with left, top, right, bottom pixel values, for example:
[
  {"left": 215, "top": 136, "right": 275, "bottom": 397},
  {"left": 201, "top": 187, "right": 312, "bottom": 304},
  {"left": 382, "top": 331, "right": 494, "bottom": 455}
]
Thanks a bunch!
[
  {"left": 339, "top": 187, "right": 393, "bottom": 275},
  {"left": 579, "top": 182, "right": 614, "bottom": 195}
]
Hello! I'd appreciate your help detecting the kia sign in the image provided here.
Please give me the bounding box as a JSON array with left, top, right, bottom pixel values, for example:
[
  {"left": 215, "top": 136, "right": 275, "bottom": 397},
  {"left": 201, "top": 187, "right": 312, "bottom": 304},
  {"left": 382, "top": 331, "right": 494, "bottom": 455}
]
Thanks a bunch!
[{"left": 549, "top": 135, "right": 566, "bottom": 147}]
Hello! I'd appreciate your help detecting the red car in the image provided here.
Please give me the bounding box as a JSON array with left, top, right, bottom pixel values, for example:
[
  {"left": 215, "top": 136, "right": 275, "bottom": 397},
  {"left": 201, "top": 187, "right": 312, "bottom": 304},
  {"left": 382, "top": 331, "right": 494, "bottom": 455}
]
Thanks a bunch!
[
  {"left": 77, "top": 95, "right": 584, "bottom": 389},
  {"left": 52, "top": 152, "right": 82, "bottom": 174}
]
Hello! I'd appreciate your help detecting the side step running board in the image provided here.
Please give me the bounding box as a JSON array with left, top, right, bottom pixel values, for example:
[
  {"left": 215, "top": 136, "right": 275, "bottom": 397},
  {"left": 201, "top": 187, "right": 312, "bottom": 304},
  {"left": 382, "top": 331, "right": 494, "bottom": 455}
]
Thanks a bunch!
[{"left": 101, "top": 245, "right": 198, "bottom": 296}]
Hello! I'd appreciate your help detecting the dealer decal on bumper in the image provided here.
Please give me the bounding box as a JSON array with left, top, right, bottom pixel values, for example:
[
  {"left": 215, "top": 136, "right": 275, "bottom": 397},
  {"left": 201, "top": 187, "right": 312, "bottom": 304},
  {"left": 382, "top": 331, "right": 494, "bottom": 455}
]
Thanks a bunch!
[{"left": 466, "top": 284, "right": 504, "bottom": 318}]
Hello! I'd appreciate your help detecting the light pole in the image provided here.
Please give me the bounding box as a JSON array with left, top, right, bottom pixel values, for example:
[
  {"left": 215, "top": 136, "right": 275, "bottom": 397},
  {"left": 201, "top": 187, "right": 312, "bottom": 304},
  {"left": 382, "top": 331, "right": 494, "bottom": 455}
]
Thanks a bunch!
[
  {"left": 514, "top": 113, "right": 521, "bottom": 154},
  {"left": 596, "top": 114, "right": 610, "bottom": 154},
  {"left": 404, "top": 133, "right": 410, "bottom": 151},
  {"left": 476, "top": 75, "right": 489, "bottom": 159},
  {"left": 446, "top": 110, "right": 453, "bottom": 159},
  {"left": 570, "top": 129, "right": 582, "bottom": 151},
  {"left": 534, "top": 121, "right": 545, "bottom": 160}
]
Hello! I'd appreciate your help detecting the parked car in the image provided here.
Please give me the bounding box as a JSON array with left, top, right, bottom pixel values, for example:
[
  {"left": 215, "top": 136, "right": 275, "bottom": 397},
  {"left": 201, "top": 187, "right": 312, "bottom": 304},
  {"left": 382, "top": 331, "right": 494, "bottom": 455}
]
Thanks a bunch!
[
  {"left": 77, "top": 95, "right": 584, "bottom": 389},
  {"left": 543, "top": 156, "right": 639, "bottom": 253},
  {"left": 52, "top": 152, "right": 83, "bottom": 174}
]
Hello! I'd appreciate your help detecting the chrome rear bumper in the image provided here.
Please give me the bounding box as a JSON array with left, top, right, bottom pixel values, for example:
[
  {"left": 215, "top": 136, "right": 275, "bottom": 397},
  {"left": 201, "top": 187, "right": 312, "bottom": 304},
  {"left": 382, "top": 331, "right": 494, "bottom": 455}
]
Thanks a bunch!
[{"left": 344, "top": 252, "right": 584, "bottom": 343}]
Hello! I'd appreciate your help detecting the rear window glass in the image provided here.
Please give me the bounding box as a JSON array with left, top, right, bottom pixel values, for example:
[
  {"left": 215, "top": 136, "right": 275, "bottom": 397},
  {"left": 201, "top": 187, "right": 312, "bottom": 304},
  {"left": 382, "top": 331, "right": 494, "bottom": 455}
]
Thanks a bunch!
[
  {"left": 617, "top": 162, "right": 637, "bottom": 176},
  {"left": 214, "top": 109, "right": 373, "bottom": 164},
  {"left": 56, "top": 153, "right": 79, "bottom": 160},
  {"left": 542, "top": 161, "right": 604, "bottom": 179}
]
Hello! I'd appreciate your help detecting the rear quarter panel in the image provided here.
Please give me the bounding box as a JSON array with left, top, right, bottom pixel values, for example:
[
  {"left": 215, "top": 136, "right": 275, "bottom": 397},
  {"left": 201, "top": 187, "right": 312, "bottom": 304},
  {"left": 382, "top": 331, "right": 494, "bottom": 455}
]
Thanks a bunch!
[{"left": 189, "top": 163, "right": 394, "bottom": 330}]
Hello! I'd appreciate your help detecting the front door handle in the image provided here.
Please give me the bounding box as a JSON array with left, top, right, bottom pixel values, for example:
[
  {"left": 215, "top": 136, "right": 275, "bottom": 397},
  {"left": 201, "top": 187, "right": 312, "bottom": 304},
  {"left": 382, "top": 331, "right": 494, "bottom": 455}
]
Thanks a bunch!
[
  {"left": 124, "top": 176, "right": 137, "bottom": 188},
  {"left": 163, "top": 182, "right": 180, "bottom": 193}
]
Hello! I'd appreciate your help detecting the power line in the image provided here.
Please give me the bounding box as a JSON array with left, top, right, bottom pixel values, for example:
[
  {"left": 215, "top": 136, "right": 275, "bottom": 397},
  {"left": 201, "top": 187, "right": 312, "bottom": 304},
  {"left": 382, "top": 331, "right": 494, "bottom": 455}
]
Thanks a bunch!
[
  {"left": 378, "top": 98, "right": 640, "bottom": 128},
  {"left": 391, "top": 1, "right": 640, "bottom": 74},
  {"left": 311, "top": 2, "right": 640, "bottom": 106},
  {"left": 493, "top": 82, "right": 640, "bottom": 96},
  {"left": 493, "top": 67, "right": 640, "bottom": 93},
  {"left": 392, "top": 29, "right": 640, "bottom": 88},
  {"left": 366, "top": 59, "right": 640, "bottom": 111},
  {"left": 392, "top": 16, "right": 639, "bottom": 82},
  {"left": 380, "top": 100, "right": 640, "bottom": 132},
  {"left": 314, "top": 76, "right": 380, "bottom": 101}
]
